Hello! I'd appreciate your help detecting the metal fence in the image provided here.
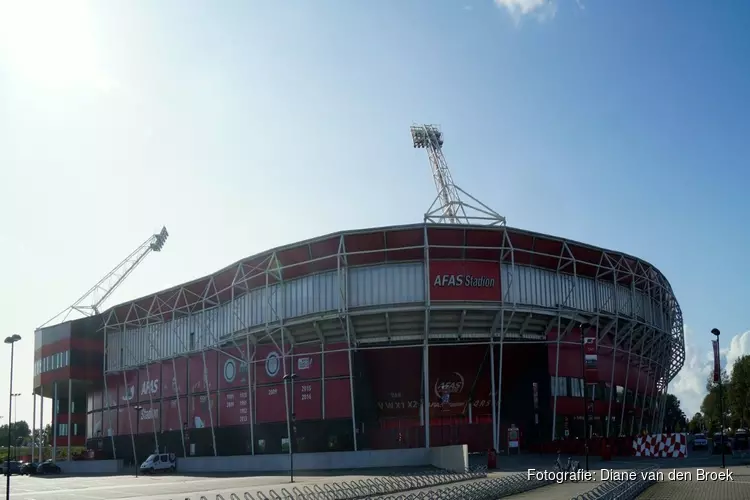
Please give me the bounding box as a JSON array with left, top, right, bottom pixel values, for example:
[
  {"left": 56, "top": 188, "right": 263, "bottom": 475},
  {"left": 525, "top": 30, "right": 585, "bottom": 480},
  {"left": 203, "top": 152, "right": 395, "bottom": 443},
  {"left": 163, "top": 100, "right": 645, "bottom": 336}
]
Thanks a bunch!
[{"left": 572, "top": 465, "right": 661, "bottom": 500}]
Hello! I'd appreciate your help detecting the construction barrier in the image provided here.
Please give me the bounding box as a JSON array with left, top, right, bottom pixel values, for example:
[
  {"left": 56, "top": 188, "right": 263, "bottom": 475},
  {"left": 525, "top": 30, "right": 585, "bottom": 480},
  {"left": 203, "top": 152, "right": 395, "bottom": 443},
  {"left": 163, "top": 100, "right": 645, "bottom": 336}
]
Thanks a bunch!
[{"left": 633, "top": 433, "right": 687, "bottom": 458}]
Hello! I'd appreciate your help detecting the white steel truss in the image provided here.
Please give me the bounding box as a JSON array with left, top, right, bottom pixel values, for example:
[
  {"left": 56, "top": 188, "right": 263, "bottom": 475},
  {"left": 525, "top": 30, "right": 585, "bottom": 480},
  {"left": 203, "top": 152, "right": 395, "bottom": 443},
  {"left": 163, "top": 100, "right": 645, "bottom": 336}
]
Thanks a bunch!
[
  {"left": 411, "top": 124, "right": 506, "bottom": 227},
  {"left": 98, "top": 223, "right": 684, "bottom": 452}
]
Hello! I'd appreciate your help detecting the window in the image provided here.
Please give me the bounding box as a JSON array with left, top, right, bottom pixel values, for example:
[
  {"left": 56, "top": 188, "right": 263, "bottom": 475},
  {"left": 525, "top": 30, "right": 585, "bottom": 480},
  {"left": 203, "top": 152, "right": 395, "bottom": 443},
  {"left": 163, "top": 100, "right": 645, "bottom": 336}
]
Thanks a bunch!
[
  {"left": 571, "top": 378, "right": 584, "bottom": 398},
  {"left": 58, "top": 424, "right": 68, "bottom": 437},
  {"left": 189, "top": 332, "right": 196, "bottom": 351},
  {"left": 550, "top": 376, "right": 568, "bottom": 397},
  {"left": 616, "top": 386, "right": 624, "bottom": 403},
  {"left": 74, "top": 423, "right": 79, "bottom": 436}
]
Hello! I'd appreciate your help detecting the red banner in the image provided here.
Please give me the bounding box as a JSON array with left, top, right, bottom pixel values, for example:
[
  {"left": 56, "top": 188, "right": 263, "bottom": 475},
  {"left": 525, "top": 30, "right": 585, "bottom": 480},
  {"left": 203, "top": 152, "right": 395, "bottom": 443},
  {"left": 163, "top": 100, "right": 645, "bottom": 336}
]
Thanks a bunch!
[
  {"left": 293, "top": 344, "right": 322, "bottom": 380},
  {"left": 162, "top": 398, "right": 187, "bottom": 432},
  {"left": 138, "top": 402, "right": 161, "bottom": 434},
  {"left": 293, "top": 380, "right": 322, "bottom": 421},
  {"left": 584, "top": 335, "right": 598, "bottom": 383},
  {"left": 324, "top": 379, "right": 352, "bottom": 419},
  {"left": 713, "top": 340, "right": 721, "bottom": 383},
  {"left": 162, "top": 358, "right": 188, "bottom": 399},
  {"left": 324, "top": 343, "right": 350, "bottom": 378},
  {"left": 138, "top": 364, "right": 162, "bottom": 402},
  {"left": 429, "top": 260, "right": 501, "bottom": 302},
  {"left": 189, "top": 393, "right": 217, "bottom": 429},
  {"left": 256, "top": 383, "right": 287, "bottom": 423},
  {"left": 189, "top": 352, "right": 218, "bottom": 394},
  {"left": 119, "top": 371, "right": 138, "bottom": 407},
  {"left": 219, "top": 390, "right": 251, "bottom": 426}
]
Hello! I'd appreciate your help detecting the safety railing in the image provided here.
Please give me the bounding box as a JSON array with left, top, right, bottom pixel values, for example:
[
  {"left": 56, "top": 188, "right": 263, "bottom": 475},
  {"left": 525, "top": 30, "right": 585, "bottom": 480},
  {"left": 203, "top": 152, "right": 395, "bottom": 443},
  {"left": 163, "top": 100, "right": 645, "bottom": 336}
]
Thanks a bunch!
[
  {"left": 179, "top": 466, "right": 489, "bottom": 500},
  {"left": 572, "top": 465, "right": 661, "bottom": 500}
]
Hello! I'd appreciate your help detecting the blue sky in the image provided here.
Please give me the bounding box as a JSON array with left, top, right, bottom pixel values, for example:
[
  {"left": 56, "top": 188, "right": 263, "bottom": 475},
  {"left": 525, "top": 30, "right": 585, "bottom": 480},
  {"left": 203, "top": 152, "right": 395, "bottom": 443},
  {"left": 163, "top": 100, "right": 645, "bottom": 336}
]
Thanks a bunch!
[{"left": 0, "top": 0, "right": 748, "bottom": 424}]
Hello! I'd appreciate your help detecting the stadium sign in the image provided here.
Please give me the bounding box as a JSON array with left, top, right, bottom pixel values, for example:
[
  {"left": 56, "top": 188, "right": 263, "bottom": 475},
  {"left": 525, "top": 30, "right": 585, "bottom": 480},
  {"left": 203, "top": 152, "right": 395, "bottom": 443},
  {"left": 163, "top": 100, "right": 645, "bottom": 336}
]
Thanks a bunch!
[{"left": 429, "top": 260, "right": 501, "bottom": 301}]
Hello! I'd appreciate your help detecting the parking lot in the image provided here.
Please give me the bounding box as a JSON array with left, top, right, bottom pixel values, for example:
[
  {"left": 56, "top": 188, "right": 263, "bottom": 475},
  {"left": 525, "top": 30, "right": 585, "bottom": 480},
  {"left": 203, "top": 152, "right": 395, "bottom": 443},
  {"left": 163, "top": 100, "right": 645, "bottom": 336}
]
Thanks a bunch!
[{"left": 0, "top": 472, "right": 357, "bottom": 500}]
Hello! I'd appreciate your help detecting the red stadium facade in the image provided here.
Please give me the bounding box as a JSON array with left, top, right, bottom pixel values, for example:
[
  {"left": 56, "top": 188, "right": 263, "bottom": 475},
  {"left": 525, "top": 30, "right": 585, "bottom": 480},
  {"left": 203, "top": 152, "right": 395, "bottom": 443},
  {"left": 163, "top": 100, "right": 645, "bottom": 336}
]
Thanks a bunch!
[{"left": 32, "top": 223, "right": 684, "bottom": 460}]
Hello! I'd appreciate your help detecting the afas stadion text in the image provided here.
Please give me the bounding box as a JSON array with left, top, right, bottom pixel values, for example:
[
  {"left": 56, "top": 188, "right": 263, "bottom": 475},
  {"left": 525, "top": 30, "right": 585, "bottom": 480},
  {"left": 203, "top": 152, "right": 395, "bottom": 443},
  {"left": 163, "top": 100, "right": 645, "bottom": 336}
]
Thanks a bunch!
[{"left": 429, "top": 260, "right": 501, "bottom": 302}]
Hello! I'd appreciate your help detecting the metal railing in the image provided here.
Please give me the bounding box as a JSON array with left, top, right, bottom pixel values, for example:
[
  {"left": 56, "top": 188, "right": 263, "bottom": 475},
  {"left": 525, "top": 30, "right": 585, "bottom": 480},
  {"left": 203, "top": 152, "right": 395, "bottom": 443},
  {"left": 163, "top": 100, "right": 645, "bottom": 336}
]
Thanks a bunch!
[{"left": 572, "top": 465, "right": 661, "bottom": 500}]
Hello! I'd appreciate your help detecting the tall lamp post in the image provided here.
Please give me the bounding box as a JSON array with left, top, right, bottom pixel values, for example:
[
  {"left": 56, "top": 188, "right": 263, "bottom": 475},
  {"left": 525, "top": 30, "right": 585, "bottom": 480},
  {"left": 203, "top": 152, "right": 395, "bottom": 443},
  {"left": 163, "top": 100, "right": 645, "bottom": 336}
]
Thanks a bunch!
[
  {"left": 132, "top": 405, "right": 143, "bottom": 478},
  {"left": 283, "top": 372, "right": 298, "bottom": 483},
  {"left": 711, "top": 328, "right": 726, "bottom": 469},
  {"left": 579, "top": 323, "right": 591, "bottom": 472},
  {"left": 5, "top": 333, "right": 21, "bottom": 500}
]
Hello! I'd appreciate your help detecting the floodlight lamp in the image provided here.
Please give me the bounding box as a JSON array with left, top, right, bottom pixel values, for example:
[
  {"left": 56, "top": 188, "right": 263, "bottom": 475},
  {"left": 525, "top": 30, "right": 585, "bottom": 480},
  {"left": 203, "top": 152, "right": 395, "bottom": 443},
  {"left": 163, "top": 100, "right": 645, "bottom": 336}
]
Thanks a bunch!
[
  {"left": 4, "top": 334, "right": 20, "bottom": 344},
  {"left": 283, "top": 373, "right": 299, "bottom": 381},
  {"left": 133, "top": 405, "right": 143, "bottom": 411}
]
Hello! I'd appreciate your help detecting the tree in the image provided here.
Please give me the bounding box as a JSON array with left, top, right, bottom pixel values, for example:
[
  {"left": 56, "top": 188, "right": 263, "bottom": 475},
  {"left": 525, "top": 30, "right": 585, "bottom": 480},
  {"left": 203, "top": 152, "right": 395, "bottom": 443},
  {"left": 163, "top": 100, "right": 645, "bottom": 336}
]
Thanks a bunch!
[
  {"left": 701, "top": 386, "right": 730, "bottom": 433},
  {"left": 0, "top": 421, "right": 31, "bottom": 447},
  {"left": 729, "top": 355, "right": 750, "bottom": 428},
  {"left": 663, "top": 394, "right": 687, "bottom": 432},
  {"left": 689, "top": 412, "right": 705, "bottom": 433}
]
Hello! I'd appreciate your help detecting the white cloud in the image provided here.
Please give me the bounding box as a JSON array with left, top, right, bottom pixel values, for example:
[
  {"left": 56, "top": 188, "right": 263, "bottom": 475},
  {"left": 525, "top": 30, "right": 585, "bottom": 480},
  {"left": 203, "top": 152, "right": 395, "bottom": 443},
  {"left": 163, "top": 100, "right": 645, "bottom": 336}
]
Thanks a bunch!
[
  {"left": 725, "top": 330, "right": 750, "bottom": 376},
  {"left": 670, "top": 325, "right": 713, "bottom": 417},
  {"left": 494, "top": 0, "right": 558, "bottom": 22},
  {"left": 670, "top": 327, "right": 750, "bottom": 418}
]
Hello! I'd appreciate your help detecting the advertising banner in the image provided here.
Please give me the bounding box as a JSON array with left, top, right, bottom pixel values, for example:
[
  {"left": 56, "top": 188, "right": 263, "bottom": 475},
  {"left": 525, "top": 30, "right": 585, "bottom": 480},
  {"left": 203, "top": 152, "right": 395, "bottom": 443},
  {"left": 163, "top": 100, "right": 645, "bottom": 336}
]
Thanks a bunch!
[
  {"left": 713, "top": 340, "right": 721, "bottom": 383},
  {"left": 429, "top": 260, "right": 501, "bottom": 302},
  {"left": 584, "top": 335, "right": 598, "bottom": 383}
]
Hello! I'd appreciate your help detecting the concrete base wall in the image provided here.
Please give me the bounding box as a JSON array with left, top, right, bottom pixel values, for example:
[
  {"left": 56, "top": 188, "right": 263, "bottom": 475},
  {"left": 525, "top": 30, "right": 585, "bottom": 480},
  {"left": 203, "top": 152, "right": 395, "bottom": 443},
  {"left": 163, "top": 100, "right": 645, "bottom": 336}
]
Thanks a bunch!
[
  {"left": 429, "top": 445, "right": 468, "bottom": 472},
  {"left": 61, "top": 459, "right": 123, "bottom": 474},
  {"left": 176, "top": 445, "right": 468, "bottom": 474}
]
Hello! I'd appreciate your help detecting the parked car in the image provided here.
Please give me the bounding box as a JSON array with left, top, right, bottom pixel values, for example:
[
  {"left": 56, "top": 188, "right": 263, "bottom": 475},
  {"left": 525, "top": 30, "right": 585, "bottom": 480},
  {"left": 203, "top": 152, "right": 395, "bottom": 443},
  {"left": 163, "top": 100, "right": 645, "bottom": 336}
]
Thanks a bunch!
[
  {"left": 693, "top": 433, "right": 708, "bottom": 450},
  {"left": 36, "top": 460, "right": 61, "bottom": 475},
  {"left": 732, "top": 429, "right": 749, "bottom": 455},
  {"left": 0, "top": 461, "right": 22, "bottom": 475},
  {"left": 20, "top": 462, "right": 38, "bottom": 475},
  {"left": 713, "top": 432, "right": 731, "bottom": 454},
  {"left": 139, "top": 453, "right": 176, "bottom": 474}
]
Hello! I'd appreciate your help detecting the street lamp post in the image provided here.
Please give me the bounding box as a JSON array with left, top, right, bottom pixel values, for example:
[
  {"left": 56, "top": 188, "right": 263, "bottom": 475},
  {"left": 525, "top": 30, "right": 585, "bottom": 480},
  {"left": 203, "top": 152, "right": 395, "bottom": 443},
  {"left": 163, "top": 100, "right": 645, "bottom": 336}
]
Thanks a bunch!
[
  {"left": 283, "top": 373, "right": 299, "bottom": 483},
  {"left": 132, "top": 405, "right": 143, "bottom": 478},
  {"left": 579, "top": 323, "right": 590, "bottom": 472},
  {"left": 711, "top": 328, "right": 726, "bottom": 469},
  {"left": 4, "top": 333, "right": 21, "bottom": 500}
]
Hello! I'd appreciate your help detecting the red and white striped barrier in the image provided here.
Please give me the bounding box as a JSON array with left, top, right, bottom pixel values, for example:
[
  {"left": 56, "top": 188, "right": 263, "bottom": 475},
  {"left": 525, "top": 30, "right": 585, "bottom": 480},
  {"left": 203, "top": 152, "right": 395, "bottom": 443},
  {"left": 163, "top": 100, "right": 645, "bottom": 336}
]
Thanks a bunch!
[{"left": 633, "top": 433, "right": 688, "bottom": 458}]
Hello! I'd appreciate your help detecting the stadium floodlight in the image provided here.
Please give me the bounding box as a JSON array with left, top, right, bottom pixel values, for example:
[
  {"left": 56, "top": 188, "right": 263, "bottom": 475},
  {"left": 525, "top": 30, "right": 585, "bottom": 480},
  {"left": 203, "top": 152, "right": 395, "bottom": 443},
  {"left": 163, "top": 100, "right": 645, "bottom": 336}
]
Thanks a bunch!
[
  {"left": 410, "top": 123, "right": 506, "bottom": 226},
  {"left": 150, "top": 226, "right": 169, "bottom": 252}
]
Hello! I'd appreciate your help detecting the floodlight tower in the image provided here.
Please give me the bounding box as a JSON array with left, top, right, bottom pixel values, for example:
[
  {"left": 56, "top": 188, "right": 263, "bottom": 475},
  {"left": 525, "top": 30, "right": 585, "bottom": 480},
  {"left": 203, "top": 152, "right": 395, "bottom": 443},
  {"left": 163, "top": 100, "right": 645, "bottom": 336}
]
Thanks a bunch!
[
  {"left": 410, "top": 124, "right": 506, "bottom": 226},
  {"left": 39, "top": 226, "right": 170, "bottom": 328}
]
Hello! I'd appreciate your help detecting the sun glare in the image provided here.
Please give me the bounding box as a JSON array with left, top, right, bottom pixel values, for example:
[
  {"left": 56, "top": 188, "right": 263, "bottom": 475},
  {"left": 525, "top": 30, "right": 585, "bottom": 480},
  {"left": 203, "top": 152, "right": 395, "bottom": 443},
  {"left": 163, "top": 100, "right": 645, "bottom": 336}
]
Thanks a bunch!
[{"left": 0, "top": 1, "right": 111, "bottom": 91}]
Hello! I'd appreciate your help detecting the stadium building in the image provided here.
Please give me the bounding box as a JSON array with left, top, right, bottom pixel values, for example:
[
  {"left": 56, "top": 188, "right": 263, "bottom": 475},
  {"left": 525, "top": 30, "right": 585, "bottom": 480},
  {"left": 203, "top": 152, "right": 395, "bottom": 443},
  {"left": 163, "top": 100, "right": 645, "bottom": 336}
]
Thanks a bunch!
[{"left": 31, "top": 126, "right": 685, "bottom": 462}]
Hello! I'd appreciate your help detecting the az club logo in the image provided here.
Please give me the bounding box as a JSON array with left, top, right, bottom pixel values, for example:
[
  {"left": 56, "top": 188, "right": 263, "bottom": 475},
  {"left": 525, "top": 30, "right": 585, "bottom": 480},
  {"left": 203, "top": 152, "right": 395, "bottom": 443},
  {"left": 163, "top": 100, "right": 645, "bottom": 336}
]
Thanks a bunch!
[
  {"left": 265, "top": 352, "right": 281, "bottom": 378},
  {"left": 224, "top": 359, "right": 237, "bottom": 383}
]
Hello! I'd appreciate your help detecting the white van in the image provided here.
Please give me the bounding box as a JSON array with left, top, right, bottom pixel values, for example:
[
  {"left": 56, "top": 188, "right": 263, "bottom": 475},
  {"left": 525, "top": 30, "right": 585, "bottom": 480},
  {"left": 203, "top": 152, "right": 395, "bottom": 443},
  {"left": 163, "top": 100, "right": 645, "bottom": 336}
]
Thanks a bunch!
[{"left": 139, "top": 453, "right": 176, "bottom": 474}]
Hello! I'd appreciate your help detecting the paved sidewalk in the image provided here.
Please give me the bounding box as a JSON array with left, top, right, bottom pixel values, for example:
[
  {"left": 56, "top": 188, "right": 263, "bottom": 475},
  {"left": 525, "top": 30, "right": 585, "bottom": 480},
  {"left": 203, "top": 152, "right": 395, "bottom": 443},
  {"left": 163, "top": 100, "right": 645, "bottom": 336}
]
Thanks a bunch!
[{"left": 638, "top": 466, "right": 750, "bottom": 499}]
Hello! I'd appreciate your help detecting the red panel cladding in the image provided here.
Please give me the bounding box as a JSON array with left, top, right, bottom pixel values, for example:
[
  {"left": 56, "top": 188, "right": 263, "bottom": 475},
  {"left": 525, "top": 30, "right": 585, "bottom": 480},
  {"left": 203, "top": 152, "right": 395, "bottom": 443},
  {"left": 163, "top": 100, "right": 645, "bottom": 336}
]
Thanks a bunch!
[
  {"left": 218, "top": 345, "right": 252, "bottom": 390},
  {"left": 219, "top": 389, "right": 251, "bottom": 426},
  {"left": 429, "top": 260, "right": 501, "bottom": 302},
  {"left": 429, "top": 345, "right": 491, "bottom": 416},
  {"left": 105, "top": 374, "right": 119, "bottom": 408},
  {"left": 138, "top": 363, "right": 162, "bottom": 403},
  {"left": 189, "top": 352, "right": 218, "bottom": 395},
  {"left": 293, "top": 343, "right": 322, "bottom": 380},
  {"left": 117, "top": 406, "right": 136, "bottom": 435},
  {"left": 190, "top": 393, "right": 218, "bottom": 429},
  {"left": 324, "top": 378, "right": 352, "bottom": 419},
  {"left": 102, "top": 408, "right": 117, "bottom": 437},
  {"left": 118, "top": 370, "right": 138, "bottom": 406},
  {"left": 293, "top": 380, "right": 322, "bottom": 421},
  {"left": 255, "top": 383, "right": 287, "bottom": 423},
  {"left": 138, "top": 402, "right": 161, "bottom": 434},
  {"left": 324, "top": 343, "right": 350, "bottom": 378},
  {"left": 597, "top": 354, "right": 614, "bottom": 382},
  {"left": 367, "top": 347, "right": 421, "bottom": 417},
  {"left": 91, "top": 390, "right": 103, "bottom": 411},
  {"left": 613, "top": 359, "right": 628, "bottom": 387},
  {"left": 255, "top": 344, "right": 291, "bottom": 386},
  {"left": 163, "top": 398, "right": 188, "bottom": 432},
  {"left": 546, "top": 330, "right": 583, "bottom": 378},
  {"left": 161, "top": 358, "right": 188, "bottom": 399}
]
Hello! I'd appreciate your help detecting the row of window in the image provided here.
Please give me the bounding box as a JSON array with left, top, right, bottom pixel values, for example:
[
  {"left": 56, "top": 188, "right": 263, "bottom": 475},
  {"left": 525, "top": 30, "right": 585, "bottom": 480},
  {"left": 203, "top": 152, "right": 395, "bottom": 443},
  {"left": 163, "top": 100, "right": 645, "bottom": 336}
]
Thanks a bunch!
[
  {"left": 34, "top": 351, "right": 70, "bottom": 376},
  {"left": 56, "top": 423, "right": 82, "bottom": 437},
  {"left": 550, "top": 376, "right": 655, "bottom": 408}
]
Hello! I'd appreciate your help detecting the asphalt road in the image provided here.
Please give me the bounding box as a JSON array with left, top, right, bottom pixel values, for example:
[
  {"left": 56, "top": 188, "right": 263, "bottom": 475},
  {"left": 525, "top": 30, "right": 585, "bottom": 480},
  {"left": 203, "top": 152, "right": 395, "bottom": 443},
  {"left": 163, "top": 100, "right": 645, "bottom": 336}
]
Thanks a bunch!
[{"left": 0, "top": 472, "right": 390, "bottom": 500}]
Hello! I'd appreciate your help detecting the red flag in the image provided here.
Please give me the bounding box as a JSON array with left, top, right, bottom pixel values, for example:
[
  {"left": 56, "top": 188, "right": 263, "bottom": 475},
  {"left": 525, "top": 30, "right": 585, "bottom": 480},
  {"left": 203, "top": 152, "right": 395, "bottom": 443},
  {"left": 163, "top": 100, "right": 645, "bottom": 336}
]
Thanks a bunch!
[{"left": 712, "top": 340, "right": 721, "bottom": 383}]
